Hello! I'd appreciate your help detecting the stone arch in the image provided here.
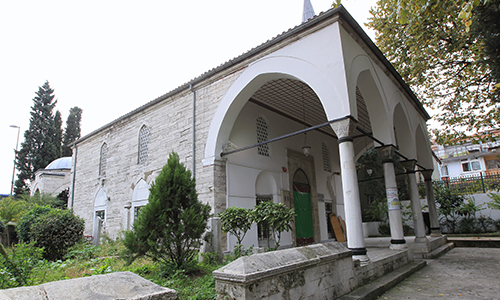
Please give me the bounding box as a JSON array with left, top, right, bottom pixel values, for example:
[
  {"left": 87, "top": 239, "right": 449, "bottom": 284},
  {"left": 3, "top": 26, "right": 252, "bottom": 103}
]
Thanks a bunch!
[
  {"left": 255, "top": 171, "right": 277, "bottom": 198},
  {"left": 393, "top": 102, "right": 416, "bottom": 158},
  {"left": 93, "top": 188, "right": 108, "bottom": 240},
  {"left": 350, "top": 55, "right": 393, "bottom": 145},
  {"left": 415, "top": 124, "right": 433, "bottom": 169},
  {"left": 132, "top": 179, "right": 150, "bottom": 212},
  {"left": 204, "top": 56, "right": 349, "bottom": 164}
]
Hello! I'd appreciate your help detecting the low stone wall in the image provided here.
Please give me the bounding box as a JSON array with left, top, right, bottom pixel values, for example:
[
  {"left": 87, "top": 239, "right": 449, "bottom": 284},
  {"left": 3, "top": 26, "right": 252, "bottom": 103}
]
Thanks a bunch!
[{"left": 213, "top": 242, "right": 356, "bottom": 300}]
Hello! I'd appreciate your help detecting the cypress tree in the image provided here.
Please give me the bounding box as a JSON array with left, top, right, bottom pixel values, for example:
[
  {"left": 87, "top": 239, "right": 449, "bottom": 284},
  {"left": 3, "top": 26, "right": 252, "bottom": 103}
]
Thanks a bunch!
[
  {"left": 14, "top": 81, "right": 62, "bottom": 195},
  {"left": 62, "top": 107, "right": 82, "bottom": 157},
  {"left": 123, "top": 152, "right": 211, "bottom": 270}
]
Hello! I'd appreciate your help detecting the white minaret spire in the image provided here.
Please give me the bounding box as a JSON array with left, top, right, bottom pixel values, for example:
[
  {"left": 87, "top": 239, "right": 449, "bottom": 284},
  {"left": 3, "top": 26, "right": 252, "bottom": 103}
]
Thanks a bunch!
[{"left": 302, "top": 0, "right": 316, "bottom": 23}]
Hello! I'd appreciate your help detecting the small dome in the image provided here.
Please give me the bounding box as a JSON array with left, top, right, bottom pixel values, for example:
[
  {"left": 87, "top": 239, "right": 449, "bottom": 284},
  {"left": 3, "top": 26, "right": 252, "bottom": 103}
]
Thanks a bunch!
[{"left": 45, "top": 157, "right": 72, "bottom": 170}]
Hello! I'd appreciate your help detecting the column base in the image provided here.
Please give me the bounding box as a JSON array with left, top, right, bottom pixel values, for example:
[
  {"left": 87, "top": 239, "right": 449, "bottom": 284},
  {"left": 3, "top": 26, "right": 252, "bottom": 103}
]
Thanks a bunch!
[
  {"left": 352, "top": 254, "right": 370, "bottom": 265},
  {"left": 414, "top": 236, "right": 429, "bottom": 243},
  {"left": 349, "top": 247, "right": 367, "bottom": 256},
  {"left": 430, "top": 228, "right": 441, "bottom": 237},
  {"left": 389, "top": 243, "right": 408, "bottom": 250},
  {"left": 390, "top": 239, "right": 406, "bottom": 244}
]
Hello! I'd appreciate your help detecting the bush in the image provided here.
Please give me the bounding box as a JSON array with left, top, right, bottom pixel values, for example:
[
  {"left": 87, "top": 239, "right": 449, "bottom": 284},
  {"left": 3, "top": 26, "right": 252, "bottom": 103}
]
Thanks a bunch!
[
  {"left": 17, "top": 206, "right": 53, "bottom": 243},
  {"left": 123, "top": 152, "right": 211, "bottom": 270},
  {"left": 0, "top": 196, "right": 30, "bottom": 224},
  {"left": 251, "top": 201, "right": 294, "bottom": 250},
  {"left": 31, "top": 209, "right": 85, "bottom": 261},
  {"left": 0, "top": 220, "right": 5, "bottom": 236},
  {"left": 0, "top": 242, "right": 43, "bottom": 289},
  {"left": 219, "top": 207, "right": 253, "bottom": 257}
]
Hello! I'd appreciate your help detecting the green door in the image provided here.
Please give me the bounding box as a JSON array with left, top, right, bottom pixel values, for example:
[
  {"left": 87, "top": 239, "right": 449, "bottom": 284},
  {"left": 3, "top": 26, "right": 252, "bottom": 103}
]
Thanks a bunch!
[{"left": 293, "top": 169, "right": 314, "bottom": 246}]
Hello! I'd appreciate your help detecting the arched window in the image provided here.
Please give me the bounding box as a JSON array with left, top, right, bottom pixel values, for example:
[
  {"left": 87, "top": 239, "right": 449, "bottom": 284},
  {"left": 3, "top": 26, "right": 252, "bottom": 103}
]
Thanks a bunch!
[
  {"left": 322, "top": 142, "right": 331, "bottom": 172},
  {"left": 138, "top": 125, "right": 150, "bottom": 164},
  {"left": 99, "top": 143, "right": 108, "bottom": 176},
  {"left": 256, "top": 116, "right": 270, "bottom": 157}
]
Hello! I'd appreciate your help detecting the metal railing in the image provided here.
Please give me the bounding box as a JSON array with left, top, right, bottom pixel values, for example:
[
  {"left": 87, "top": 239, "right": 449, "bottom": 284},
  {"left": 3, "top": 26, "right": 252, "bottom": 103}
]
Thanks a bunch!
[{"left": 433, "top": 171, "right": 500, "bottom": 194}]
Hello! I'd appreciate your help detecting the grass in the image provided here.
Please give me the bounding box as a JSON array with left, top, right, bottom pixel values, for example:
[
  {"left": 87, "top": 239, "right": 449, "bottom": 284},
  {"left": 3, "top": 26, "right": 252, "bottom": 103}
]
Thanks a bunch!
[{"left": 6, "top": 238, "right": 227, "bottom": 300}]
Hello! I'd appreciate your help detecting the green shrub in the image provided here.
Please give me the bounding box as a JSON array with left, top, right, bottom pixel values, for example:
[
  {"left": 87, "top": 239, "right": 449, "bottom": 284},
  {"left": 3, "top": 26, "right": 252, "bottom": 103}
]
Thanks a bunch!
[
  {"left": 30, "top": 209, "right": 85, "bottom": 261},
  {"left": 0, "top": 220, "right": 5, "bottom": 236},
  {"left": 219, "top": 207, "right": 253, "bottom": 257},
  {"left": 17, "top": 206, "right": 52, "bottom": 243},
  {"left": 251, "top": 201, "right": 294, "bottom": 250},
  {"left": 123, "top": 152, "right": 211, "bottom": 270},
  {"left": 0, "top": 242, "right": 43, "bottom": 289}
]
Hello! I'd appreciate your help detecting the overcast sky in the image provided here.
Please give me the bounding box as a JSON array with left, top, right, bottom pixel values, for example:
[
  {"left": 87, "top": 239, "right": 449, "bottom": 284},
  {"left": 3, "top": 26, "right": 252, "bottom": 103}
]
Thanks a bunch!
[{"left": 0, "top": 0, "right": 378, "bottom": 195}]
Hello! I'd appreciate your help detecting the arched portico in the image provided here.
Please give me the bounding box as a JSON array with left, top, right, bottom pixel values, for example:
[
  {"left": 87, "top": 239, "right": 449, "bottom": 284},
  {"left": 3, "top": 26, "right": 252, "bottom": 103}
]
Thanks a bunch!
[{"left": 204, "top": 56, "right": 350, "bottom": 165}]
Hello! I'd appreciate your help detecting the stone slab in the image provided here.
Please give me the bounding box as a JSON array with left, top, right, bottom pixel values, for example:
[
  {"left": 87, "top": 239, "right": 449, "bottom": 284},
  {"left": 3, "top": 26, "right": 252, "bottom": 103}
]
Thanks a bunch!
[{"left": 0, "top": 272, "right": 177, "bottom": 300}]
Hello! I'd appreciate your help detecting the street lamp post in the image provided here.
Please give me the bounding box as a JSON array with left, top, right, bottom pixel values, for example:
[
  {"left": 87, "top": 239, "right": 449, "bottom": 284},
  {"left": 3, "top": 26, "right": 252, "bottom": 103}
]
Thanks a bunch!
[{"left": 10, "top": 125, "right": 20, "bottom": 196}]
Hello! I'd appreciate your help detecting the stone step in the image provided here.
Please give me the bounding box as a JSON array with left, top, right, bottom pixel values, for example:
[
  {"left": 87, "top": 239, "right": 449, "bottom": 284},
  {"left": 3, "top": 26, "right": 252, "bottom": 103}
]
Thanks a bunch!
[
  {"left": 413, "top": 242, "right": 454, "bottom": 259},
  {"left": 337, "top": 260, "right": 426, "bottom": 300}
]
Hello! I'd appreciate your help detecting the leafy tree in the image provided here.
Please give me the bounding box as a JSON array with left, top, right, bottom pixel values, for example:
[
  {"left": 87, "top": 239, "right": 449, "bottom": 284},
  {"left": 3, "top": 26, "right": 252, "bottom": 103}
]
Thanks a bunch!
[
  {"left": 0, "top": 197, "right": 30, "bottom": 224},
  {"left": 123, "top": 152, "right": 211, "bottom": 270},
  {"left": 251, "top": 202, "right": 295, "bottom": 250},
  {"left": 367, "top": 0, "right": 498, "bottom": 144},
  {"left": 219, "top": 207, "right": 253, "bottom": 257},
  {"left": 433, "top": 182, "right": 467, "bottom": 233},
  {"left": 17, "top": 206, "right": 53, "bottom": 243},
  {"left": 62, "top": 107, "right": 83, "bottom": 157},
  {"left": 14, "top": 81, "right": 62, "bottom": 195}
]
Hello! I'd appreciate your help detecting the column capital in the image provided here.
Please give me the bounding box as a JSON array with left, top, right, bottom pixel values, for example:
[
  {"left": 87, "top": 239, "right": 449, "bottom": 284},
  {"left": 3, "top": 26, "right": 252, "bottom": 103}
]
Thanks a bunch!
[
  {"left": 330, "top": 116, "right": 358, "bottom": 142},
  {"left": 420, "top": 169, "right": 434, "bottom": 181},
  {"left": 400, "top": 159, "right": 417, "bottom": 172},
  {"left": 375, "top": 145, "right": 397, "bottom": 163}
]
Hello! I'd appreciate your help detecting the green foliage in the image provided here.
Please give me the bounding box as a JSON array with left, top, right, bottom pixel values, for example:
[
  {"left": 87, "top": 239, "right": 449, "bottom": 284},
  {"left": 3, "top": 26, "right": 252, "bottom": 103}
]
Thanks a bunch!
[
  {"left": 17, "top": 205, "right": 53, "bottom": 243},
  {"left": 123, "top": 152, "right": 211, "bottom": 270},
  {"left": 219, "top": 207, "right": 253, "bottom": 256},
  {"left": 363, "top": 198, "right": 388, "bottom": 223},
  {"left": 0, "top": 220, "right": 5, "bottom": 236},
  {"left": 14, "top": 81, "right": 62, "bottom": 195},
  {"left": 0, "top": 196, "right": 30, "bottom": 224},
  {"left": 62, "top": 107, "right": 83, "bottom": 157},
  {"left": 17, "top": 206, "right": 84, "bottom": 261},
  {"left": 434, "top": 182, "right": 468, "bottom": 233},
  {"left": 368, "top": 0, "right": 498, "bottom": 143},
  {"left": 487, "top": 193, "right": 500, "bottom": 210},
  {"left": 0, "top": 242, "right": 43, "bottom": 289},
  {"left": 251, "top": 202, "right": 294, "bottom": 250},
  {"left": 31, "top": 209, "right": 85, "bottom": 261}
]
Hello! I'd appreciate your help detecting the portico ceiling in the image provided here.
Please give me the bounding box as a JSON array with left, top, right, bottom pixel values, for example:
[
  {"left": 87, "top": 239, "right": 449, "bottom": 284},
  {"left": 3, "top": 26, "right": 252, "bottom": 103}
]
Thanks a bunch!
[{"left": 249, "top": 78, "right": 372, "bottom": 139}]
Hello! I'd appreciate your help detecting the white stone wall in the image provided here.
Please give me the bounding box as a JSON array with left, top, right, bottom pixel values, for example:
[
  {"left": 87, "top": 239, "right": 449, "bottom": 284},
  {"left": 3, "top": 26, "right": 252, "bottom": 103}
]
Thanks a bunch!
[{"left": 72, "top": 68, "right": 245, "bottom": 238}]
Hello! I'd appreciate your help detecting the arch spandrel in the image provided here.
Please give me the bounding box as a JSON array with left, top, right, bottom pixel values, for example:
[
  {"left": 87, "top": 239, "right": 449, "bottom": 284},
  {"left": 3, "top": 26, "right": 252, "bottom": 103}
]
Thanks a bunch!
[
  {"left": 415, "top": 124, "right": 433, "bottom": 169},
  {"left": 204, "top": 56, "right": 350, "bottom": 164},
  {"left": 393, "top": 103, "right": 416, "bottom": 158},
  {"left": 350, "top": 55, "right": 393, "bottom": 145}
]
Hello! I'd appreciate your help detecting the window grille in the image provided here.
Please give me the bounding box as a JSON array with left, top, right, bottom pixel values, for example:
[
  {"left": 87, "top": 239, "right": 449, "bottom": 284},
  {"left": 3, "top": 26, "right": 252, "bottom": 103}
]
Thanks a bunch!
[
  {"left": 99, "top": 143, "right": 108, "bottom": 176},
  {"left": 322, "top": 143, "right": 331, "bottom": 172},
  {"left": 256, "top": 117, "right": 270, "bottom": 156},
  {"left": 138, "top": 126, "right": 149, "bottom": 164}
]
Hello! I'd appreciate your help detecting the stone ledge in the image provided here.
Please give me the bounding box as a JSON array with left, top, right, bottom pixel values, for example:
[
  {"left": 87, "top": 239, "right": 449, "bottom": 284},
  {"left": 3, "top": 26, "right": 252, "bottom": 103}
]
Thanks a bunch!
[
  {"left": 213, "top": 242, "right": 352, "bottom": 283},
  {"left": 0, "top": 272, "right": 177, "bottom": 300}
]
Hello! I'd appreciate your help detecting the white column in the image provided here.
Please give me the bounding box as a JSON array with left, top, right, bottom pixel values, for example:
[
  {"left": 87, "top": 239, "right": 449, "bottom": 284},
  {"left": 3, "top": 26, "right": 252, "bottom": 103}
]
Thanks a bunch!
[
  {"left": 421, "top": 170, "right": 441, "bottom": 236},
  {"left": 376, "top": 145, "right": 407, "bottom": 250},
  {"left": 401, "top": 160, "right": 429, "bottom": 245},
  {"left": 331, "top": 118, "right": 368, "bottom": 262}
]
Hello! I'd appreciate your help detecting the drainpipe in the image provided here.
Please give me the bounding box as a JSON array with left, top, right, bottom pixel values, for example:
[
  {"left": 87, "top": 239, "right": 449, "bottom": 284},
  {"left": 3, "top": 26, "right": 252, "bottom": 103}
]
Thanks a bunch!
[
  {"left": 190, "top": 84, "right": 196, "bottom": 178},
  {"left": 70, "top": 145, "right": 77, "bottom": 212}
]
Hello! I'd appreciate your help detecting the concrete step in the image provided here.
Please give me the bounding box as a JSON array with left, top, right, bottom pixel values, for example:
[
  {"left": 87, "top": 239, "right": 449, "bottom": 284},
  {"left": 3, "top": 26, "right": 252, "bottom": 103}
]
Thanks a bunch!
[
  {"left": 448, "top": 237, "right": 500, "bottom": 248},
  {"left": 337, "top": 260, "right": 426, "bottom": 300},
  {"left": 413, "top": 242, "right": 455, "bottom": 259}
]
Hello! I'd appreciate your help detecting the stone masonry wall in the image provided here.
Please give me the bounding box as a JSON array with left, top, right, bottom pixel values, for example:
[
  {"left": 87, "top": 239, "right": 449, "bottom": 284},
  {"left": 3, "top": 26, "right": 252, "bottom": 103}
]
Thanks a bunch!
[{"left": 71, "top": 67, "right": 244, "bottom": 238}]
